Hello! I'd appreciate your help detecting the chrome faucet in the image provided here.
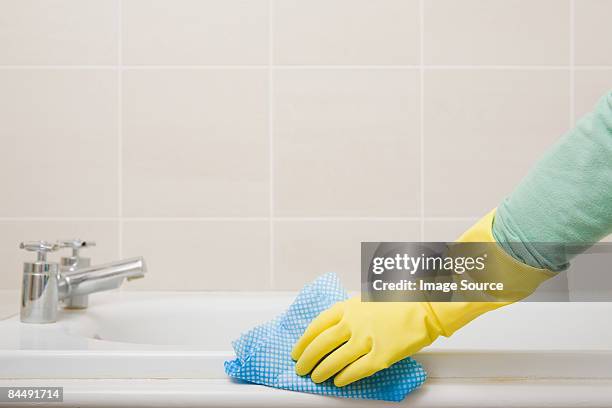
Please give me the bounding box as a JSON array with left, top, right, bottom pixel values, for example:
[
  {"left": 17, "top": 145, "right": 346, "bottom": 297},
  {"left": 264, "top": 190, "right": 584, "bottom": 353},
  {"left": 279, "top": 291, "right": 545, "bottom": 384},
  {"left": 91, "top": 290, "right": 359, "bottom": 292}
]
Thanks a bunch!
[{"left": 20, "top": 240, "right": 146, "bottom": 324}]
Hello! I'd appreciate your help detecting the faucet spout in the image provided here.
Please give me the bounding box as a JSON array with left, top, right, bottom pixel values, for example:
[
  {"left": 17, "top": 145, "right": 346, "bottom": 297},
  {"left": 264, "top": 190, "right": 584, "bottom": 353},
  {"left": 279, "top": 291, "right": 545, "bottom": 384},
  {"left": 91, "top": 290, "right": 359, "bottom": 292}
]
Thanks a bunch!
[
  {"left": 59, "top": 257, "right": 146, "bottom": 301},
  {"left": 19, "top": 239, "right": 147, "bottom": 322}
]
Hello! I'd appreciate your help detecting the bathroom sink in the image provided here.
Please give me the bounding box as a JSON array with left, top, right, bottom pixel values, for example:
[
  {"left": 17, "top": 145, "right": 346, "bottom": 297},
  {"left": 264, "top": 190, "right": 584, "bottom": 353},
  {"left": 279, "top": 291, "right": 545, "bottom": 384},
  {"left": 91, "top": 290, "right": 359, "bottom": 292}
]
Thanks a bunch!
[
  {"left": 1, "top": 291, "right": 612, "bottom": 407},
  {"left": 2, "top": 291, "right": 612, "bottom": 382}
]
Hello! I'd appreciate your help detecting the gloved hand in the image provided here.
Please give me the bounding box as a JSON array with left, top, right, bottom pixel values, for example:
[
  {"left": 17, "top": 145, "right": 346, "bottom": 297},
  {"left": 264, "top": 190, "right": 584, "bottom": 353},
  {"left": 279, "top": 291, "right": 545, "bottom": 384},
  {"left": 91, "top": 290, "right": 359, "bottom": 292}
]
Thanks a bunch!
[
  {"left": 291, "top": 297, "right": 437, "bottom": 386},
  {"left": 292, "top": 211, "right": 554, "bottom": 387},
  {"left": 291, "top": 296, "right": 495, "bottom": 387}
]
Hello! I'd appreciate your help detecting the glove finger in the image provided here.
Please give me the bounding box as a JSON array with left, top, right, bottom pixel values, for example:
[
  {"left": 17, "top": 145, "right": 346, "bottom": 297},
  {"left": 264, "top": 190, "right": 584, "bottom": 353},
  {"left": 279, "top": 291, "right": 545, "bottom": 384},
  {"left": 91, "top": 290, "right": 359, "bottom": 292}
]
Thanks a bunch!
[
  {"left": 295, "top": 323, "right": 350, "bottom": 376},
  {"left": 333, "top": 353, "right": 385, "bottom": 387},
  {"left": 291, "top": 302, "right": 344, "bottom": 361},
  {"left": 310, "top": 339, "right": 371, "bottom": 384}
]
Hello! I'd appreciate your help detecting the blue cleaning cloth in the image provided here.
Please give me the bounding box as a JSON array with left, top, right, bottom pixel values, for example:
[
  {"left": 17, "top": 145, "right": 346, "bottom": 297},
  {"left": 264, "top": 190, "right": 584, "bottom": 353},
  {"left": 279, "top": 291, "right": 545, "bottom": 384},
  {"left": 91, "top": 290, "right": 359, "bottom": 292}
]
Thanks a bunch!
[{"left": 224, "top": 273, "right": 427, "bottom": 402}]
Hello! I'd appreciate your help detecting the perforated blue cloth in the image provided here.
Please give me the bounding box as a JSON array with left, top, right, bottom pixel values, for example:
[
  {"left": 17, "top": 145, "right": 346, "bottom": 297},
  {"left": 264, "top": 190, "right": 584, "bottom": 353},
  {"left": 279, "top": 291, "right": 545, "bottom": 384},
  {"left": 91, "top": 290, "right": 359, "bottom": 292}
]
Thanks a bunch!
[{"left": 224, "top": 273, "right": 427, "bottom": 402}]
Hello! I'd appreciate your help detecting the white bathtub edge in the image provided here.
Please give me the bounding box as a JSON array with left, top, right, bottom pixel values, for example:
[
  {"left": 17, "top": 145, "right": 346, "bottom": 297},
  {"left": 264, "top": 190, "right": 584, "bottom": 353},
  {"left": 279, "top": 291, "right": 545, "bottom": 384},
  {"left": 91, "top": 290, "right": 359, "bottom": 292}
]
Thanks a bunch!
[{"left": 0, "top": 378, "right": 611, "bottom": 408}]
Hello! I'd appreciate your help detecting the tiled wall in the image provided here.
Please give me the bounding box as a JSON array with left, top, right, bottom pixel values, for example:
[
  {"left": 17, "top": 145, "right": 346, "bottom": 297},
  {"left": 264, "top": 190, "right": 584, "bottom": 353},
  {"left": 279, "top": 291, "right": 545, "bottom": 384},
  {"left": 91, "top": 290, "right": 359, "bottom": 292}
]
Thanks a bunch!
[{"left": 0, "top": 0, "right": 610, "bottom": 292}]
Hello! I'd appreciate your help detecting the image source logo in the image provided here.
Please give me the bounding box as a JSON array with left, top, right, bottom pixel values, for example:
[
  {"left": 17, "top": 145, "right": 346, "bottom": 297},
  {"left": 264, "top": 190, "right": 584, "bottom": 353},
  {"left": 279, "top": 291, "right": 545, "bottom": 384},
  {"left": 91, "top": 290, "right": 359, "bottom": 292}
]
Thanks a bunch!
[{"left": 361, "top": 242, "right": 612, "bottom": 303}]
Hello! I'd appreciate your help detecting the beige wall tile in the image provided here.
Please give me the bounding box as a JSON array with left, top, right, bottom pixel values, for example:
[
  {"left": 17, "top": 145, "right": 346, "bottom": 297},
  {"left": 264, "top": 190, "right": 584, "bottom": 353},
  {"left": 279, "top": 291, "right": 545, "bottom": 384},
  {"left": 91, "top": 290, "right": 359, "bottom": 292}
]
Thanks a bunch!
[
  {"left": 0, "top": 291, "right": 19, "bottom": 320},
  {"left": 123, "top": 220, "right": 270, "bottom": 290},
  {"left": 424, "top": 0, "right": 569, "bottom": 65},
  {"left": 575, "top": 0, "right": 612, "bottom": 65},
  {"left": 274, "top": 69, "right": 420, "bottom": 217},
  {"left": 574, "top": 69, "right": 612, "bottom": 119},
  {"left": 0, "top": 70, "right": 118, "bottom": 217},
  {"left": 424, "top": 69, "right": 569, "bottom": 217},
  {"left": 0, "top": 0, "right": 597, "bottom": 295},
  {"left": 273, "top": 0, "right": 419, "bottom": 65},
  {"left": 123, "top": 0, "right": 268, "bottom": 65},
  {"left": 0, "top": 221, "right": 119, "bottom": 290},
  {"left": 0, "top": 0, "right": 117, "bottom": 65},
  {"left": 122, "top": 69, "right": 268, "bottom": 217},
  {"left": 274, "top": 220, "right": 420, "bottom": 290},
  {"left": 423, "top": 219, "right": 478, "bottom": 241}
]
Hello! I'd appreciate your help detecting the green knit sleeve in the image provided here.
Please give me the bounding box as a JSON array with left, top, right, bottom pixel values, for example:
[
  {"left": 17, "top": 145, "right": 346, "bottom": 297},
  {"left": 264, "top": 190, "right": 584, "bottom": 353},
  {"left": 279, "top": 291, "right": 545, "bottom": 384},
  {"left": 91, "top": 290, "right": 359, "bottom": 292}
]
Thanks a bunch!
[{"left": 493, "top": 92, "right": 612, "bottom": 271}]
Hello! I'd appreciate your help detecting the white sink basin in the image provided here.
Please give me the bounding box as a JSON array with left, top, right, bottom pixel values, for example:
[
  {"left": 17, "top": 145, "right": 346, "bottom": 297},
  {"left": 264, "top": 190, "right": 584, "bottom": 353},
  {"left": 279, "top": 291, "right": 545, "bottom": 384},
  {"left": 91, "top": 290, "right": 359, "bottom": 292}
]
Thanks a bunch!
[
  {"left": 64, "top": 292, "right": 291, "bottom": 348},
  {"left": 1, "top": 291, "right": 612, "bottom": 382},
  {"left": 2, "top": 291, "right": 612, "bottom": 407}
]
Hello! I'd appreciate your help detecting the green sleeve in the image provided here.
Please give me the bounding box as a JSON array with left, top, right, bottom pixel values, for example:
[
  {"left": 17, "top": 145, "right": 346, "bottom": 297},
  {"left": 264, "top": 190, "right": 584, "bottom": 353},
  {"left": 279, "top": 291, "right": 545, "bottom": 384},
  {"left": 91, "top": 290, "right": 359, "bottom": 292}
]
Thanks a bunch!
[{"left": 493, "top": 92, "right": 612, "bottom": 271}]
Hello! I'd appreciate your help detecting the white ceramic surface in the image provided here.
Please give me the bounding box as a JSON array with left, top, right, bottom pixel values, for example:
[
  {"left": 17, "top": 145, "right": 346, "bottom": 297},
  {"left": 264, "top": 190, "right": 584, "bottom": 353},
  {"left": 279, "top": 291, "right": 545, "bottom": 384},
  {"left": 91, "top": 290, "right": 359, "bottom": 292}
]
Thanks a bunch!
[
  {"left": 2, "top": 291, "right": 612, "bottom": 378},
  {"left": 1, "top": 292, "right": 612, "bottom": 406}
]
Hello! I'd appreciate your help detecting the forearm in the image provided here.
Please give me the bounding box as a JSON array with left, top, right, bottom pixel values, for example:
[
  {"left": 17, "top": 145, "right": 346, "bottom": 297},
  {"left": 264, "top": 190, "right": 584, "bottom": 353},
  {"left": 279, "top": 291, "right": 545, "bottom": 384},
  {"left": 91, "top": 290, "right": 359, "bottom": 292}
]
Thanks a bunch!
[{"left": 493, "top": 91, "right": 612, "bottom": 271}]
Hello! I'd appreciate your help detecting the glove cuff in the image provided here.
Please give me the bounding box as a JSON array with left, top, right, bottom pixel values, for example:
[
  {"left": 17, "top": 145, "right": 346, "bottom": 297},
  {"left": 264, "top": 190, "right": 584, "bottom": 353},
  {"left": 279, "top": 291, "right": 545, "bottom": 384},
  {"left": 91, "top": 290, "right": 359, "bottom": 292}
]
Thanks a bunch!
[{"left": 428, "top": 209, "right": 555, "bottom": 337}]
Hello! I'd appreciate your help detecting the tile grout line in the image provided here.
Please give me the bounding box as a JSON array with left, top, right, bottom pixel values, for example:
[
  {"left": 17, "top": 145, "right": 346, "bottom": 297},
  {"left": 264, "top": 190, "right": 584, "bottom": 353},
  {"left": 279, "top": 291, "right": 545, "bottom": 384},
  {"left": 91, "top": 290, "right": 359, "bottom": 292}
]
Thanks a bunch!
[
  {"left": 2, "top": 65, "right": 612, "bottom": 70},
  {"left": 0, "top": 217, "right": 479, "bottom": 222},
  {"left": 569, "top": 0, "right": 576, "bottom": 128},
  {"left": 419, "top": 0, "right": 425, "bottom": 241},
  {"left": 117, "top": 0, "right": 123, "bottom": 259},
  {"left": 268, "top": 0, "right": 275, "bottom": 289}
]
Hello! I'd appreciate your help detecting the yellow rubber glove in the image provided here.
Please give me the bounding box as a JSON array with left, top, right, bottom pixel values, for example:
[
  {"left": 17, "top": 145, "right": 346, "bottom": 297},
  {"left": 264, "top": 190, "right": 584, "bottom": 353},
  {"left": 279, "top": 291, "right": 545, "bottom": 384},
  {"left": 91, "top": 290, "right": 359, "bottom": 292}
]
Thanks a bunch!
[{"left": 291, "top": 210, "right": 554, "bottom": 387}]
